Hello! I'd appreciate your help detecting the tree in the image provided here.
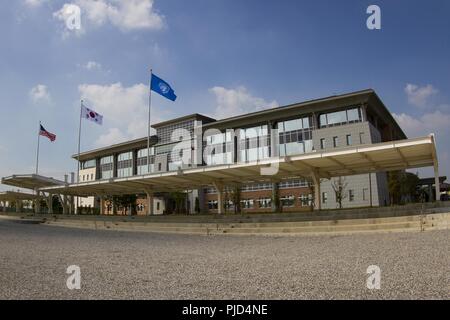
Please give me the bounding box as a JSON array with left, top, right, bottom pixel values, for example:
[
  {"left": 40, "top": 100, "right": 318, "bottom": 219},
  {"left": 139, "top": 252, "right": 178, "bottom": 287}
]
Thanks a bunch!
[
  {"left": 388, "top": 171, "right": 401, "bottom": 205},
  {"left": 169, "top": 192, "right": 186, "bottom": 214},
  {"left": 106, "top": 194, "right": 137, "bottom": 215},
  {"left": 332, "top": 176, "right": 348, "bottom": 209},
  {"left": 399, "top": 172, "right": 420, "bottom": 203},
  {"left": 229, "top": 184, "right": 242, "bottom": 214},
  {"left": 51, "top": 196, "right": 63, "bottom": 214}
]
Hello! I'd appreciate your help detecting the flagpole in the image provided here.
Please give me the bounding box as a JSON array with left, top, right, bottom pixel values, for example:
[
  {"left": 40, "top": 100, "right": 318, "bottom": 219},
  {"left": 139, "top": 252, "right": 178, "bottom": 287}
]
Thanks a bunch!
[
  {"left": 147, "top": 69, "right": 153, "bottom": 173},
  {"left": 75, "top": 100, "right": 83, "bottom": 215},
  {"left": 77, "top": 100, "right": 83, "bottom": 183},
  {"left": 35, "top": 120, "right": 41, "bottom": 175}
]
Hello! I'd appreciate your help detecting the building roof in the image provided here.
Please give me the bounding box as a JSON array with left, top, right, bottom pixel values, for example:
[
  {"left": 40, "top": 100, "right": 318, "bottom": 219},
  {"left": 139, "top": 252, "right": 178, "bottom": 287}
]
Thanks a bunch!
[
  {"left": 202, "top": 89, "right": 406, "bottom": 139},
  {"left": 151, "top": 113, "right": 216, "bottom": 129},
  {"left": 72, "top": 135, "right": 158, "bottom": 161},
  {"left": 418, "top": 176, "right": 447, "bottom": 186}
]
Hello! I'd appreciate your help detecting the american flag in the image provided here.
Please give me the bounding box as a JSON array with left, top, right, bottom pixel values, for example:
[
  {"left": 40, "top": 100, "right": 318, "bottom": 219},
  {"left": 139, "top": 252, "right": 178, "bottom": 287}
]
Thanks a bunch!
[{"left": 39, "top": 124, "right": 56, "bottom": 142}]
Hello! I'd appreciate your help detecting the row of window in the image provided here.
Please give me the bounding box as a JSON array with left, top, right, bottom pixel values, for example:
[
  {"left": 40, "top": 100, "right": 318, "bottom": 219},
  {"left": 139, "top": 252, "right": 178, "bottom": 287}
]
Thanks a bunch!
[
  {"left": 321, "top": 188, "right": 370, "bottom": 204},
  {"left": 319, "top": 107, "right": 362, "bottom": 128},
  {"left": 319, "top": 132, "right": 366, "bottom": 150},
  {"left": 207, "top": 194, "right": 313, "bottom": 210},
  {"left": 205, "top": 179, "right": 310, "bottom": 194},
  {"left": 79, "top": 173, "right": 94, "bottom": 182}
]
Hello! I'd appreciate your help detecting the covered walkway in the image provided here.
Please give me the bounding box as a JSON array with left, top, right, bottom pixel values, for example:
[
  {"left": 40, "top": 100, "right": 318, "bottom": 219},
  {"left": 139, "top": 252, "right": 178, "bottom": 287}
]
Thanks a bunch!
[
  {"left": 36, "top": 135, "right": 440, "bottom": 214},
  {"left": 1, "top": 174, "right": 73, "bottom": 214}
]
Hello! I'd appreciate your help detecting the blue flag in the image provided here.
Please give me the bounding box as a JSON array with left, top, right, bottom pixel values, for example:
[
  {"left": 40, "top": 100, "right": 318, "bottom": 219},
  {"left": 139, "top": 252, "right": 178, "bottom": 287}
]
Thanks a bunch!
[{"left": 151, "top": 73, "right": 177, "bottom": 101}]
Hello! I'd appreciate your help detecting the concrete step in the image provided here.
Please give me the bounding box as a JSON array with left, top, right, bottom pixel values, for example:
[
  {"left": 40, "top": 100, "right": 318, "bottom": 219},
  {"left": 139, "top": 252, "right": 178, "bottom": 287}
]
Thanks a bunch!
[{"left": 39, "top": 212, "right": 450, "bottom": 236}]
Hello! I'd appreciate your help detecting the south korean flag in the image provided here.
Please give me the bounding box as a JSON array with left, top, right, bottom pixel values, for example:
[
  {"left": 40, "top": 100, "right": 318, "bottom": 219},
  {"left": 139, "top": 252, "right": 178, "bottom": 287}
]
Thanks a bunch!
[{"left": 81, "top": 104, "right": 103, "bottom": 125}]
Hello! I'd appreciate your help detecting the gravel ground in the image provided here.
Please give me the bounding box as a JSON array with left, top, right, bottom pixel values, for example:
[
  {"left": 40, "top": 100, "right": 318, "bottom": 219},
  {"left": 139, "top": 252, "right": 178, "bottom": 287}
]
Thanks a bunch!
[{"left": 0, "top": 219, "right": 448, "bottom": 300}]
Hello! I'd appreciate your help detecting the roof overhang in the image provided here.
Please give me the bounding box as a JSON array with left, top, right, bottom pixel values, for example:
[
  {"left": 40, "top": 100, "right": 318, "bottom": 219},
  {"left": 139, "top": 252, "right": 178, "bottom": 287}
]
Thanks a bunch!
[
  {"left": 39, "top": 135, "right": 438, "bottom": 197},
  {"left": 1, "top": 174, "right": 65, "bottom": 190},
  {"left": 0, "top": 191, "right": 40, "bottom": 201}
]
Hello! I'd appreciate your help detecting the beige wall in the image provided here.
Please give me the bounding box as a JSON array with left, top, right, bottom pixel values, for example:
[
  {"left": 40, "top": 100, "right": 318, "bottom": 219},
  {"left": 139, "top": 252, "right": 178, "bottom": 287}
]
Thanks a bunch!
[{"left": 77, "top": 167, "right": 97, "bottom": 208}]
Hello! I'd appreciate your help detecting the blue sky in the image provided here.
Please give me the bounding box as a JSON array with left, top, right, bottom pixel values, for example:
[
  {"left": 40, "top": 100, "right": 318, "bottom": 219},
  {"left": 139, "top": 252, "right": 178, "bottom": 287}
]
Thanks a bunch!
[{"left": 0, "top": 0, "right": 449, "bottom": 189}]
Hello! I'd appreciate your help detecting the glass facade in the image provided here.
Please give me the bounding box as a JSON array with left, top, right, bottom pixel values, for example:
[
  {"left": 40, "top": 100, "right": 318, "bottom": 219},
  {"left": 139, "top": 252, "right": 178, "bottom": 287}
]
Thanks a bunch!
[
  {"left": 239, "top": 125, "right": 270, "bottom": 162},
  {"left": 319, "top": 107, "right": 362, "bottom": 128},
  {"left": 117, "top": 152, "right": 133, "bottom": 177},
  {"left": 137, "top": 148, "right": 154, "bottom": 175},
  {"left": 156, "top": 120, "right": 195, "bottom": 145},
  {"left": 204, "top": 131, "right": 234, "bottom": 165},
  {"left": 81, "top": 159, "right": 96, "bottom": 169},
  {"left": 278, "top": 116, "right": 313, "bottom": 156},
  {"left": 100, "top": 156, "right": 114, "bottom": 179}
]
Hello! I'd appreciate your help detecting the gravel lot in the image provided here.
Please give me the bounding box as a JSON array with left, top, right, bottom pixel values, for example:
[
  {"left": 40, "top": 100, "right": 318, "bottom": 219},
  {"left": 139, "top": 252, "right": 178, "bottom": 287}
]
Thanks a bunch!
[{"left": 0, "top": 219, "right": 448, "bottom": 300}]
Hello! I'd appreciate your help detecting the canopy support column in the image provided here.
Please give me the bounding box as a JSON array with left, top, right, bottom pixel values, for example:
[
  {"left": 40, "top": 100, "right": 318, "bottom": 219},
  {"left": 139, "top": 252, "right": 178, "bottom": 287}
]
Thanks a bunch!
[
  {"left": 47, "top": 194, "right": 53, "bottom": 214},
  {"left": 144, "top": 189, "right": 154, "bottom": 216},
  {"left": 15, "top": 200, "right": 21, "bottom": 213},
  {"left": 34, "top": 190, "right": 40, "bottom": 214},
  {"left": 311, "top": 171, "right": 321, "bottom": 211},
  {"left": 213, "top": 182, "right": 224, "bottom": 215},
  {"left": 434, "top": 161, "right": 440, "bottom": 201},
  {"left": 271, "top": 181, "right": 280, "bottom": 213}
]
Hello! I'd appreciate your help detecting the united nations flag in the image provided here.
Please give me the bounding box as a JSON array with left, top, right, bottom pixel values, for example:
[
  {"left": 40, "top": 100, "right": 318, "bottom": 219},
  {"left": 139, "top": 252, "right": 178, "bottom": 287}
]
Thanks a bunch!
[{"left": 150, "top": 73, "right": 177, "bottom": 101}]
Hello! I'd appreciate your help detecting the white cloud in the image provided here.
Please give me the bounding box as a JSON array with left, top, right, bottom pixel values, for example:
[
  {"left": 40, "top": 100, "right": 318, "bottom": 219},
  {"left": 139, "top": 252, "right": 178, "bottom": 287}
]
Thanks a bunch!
[
  {"left": 82, "top": 61, "right": 102, "bottom": 70},
  {"left": 54, "top": 0, "right": 164, "bottom": 36},
  {"left": 404, "top": 83, "right": 438, "bottom": 108},
  {"left": 95, "top": 128, "right": 128, "bottom": 146},
  {"left": 29, "top": 84, "right": 51, "bottom": 103},
  {"left": 393, "top": 111, "right": 450, "bottom": 176},
  {"left": 210, "top": 86, "right": 278, "bottom": 119},
  {"left": 24, "top": 0, "right": 48, "bottom": 7},
  {"left": 393, "top": 110, "right": 450, "bottom": 137},
  {"left": 78, "top": 82, "right": 165, "bottom": 147}
]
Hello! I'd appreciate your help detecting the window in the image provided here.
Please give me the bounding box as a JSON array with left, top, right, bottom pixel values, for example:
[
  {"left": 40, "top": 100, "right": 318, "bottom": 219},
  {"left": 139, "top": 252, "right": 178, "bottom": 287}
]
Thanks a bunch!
[
  {"left": 158, "top": 163, "right": 162, "bottom": 171},
  {"left": 322, "top": 192, "right": 328, "bottom": 204},
  {"left": 299, "top": 194, "right": 313, "bottom": 207},
  {"left": 347, "top": 108, "right": 361, "bottom": 122},
  {"left": 100, "top": 156, "right": 114, "bottom": 179},
  {"left": 117, "top": 152, "right": 133, "bottom": 177},
  {"left": 363, "top": 188, "right": 369, "bottom": 201},
  {"left": 81, "top": 159, "right": 96, "bottom": 169},
  {"left": 333, "top": 136, "right": 339, "bottom": 148},
  {"left": 258, "top": 198, "right": 272, "bottom": 208},
  {"left": 208, "top": 200, "right": 218, "bottom": 210},
  {"left": 137, "top": 148, "right": 155, "bottom": 175},
  {"left": 281, "top": 195, "right": 295, "bottom": 207},
  {"left": 346, "top": 134, "right": 352, "bottom": 146},
  {"left": 319, "top": 107, "right": 362, "bottom": 127},
  {"left": 320, "top": 138, "right": 326, "bottom": 150},
  {"left": 277, "top": 116, "right": 313, "bottom": 156},
  {"left": 241, "top": 199, "right": 254, "bottom": 209},
  {"left": 157, "top": 202, "right": 160, "bottom": 211},
  {"left": 349, "top": 190, "right": 355, "bottom": 202},
  {"left": 91, "top": 173, "right": 94, "bottom": 180}
]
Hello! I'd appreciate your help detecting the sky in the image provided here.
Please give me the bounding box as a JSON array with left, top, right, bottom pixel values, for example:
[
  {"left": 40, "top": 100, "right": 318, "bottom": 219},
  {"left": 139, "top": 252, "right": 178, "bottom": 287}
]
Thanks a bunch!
[{"left": 0, "top": 0, "right": 449, "bottom": 190}]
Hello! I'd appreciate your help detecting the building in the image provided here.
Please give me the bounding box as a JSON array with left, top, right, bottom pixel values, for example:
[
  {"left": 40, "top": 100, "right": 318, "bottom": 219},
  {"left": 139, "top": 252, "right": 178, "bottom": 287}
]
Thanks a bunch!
[{"left": 71, "top": 89, "right": 408, "bottom": 215}]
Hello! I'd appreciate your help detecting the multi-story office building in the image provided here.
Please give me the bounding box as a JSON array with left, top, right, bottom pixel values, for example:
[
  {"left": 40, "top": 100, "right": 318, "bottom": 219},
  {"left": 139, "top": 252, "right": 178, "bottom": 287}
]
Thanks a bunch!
[{"left": 74, "top": 89, "right": 406, "bottom": 215}]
